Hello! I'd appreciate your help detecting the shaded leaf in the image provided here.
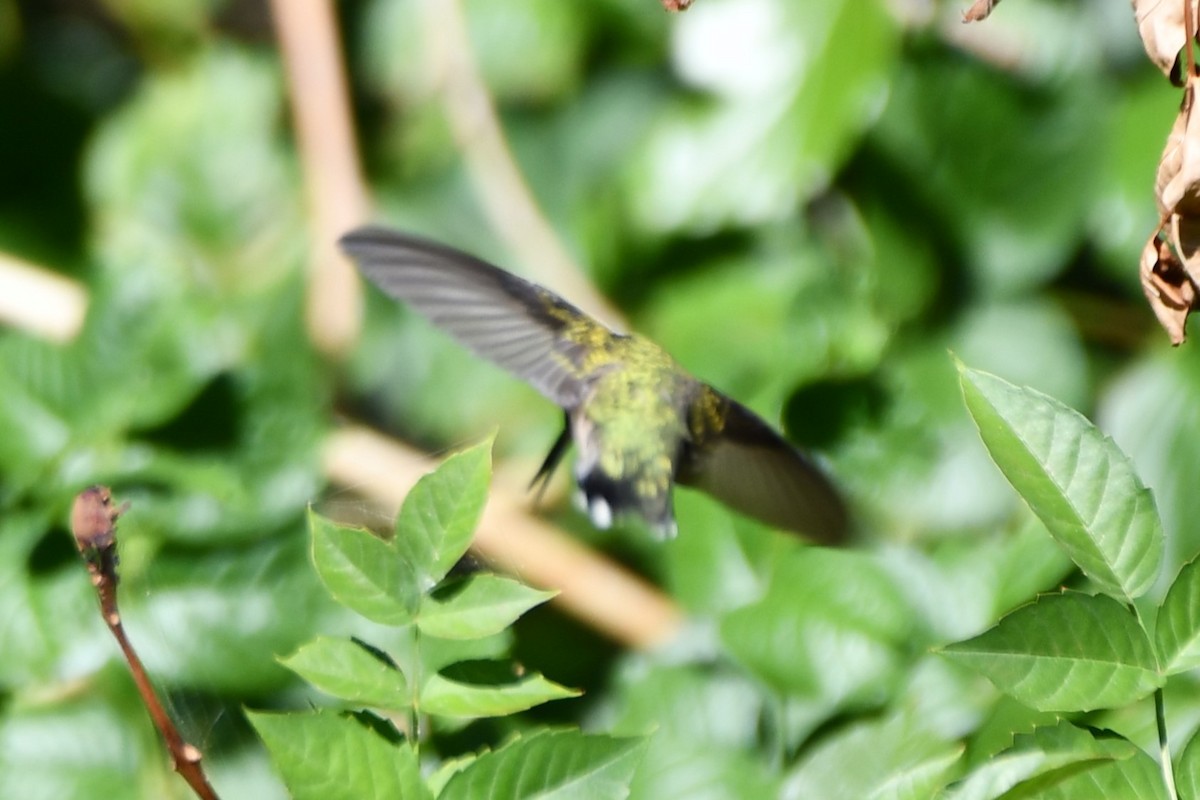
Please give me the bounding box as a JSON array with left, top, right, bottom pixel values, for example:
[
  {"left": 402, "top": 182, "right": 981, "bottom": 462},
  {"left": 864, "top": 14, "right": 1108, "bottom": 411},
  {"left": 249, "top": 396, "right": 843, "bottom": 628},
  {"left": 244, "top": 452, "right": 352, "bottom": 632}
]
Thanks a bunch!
[
  {"left": 941, "top": 592, "right": 1160, "bottom": 712},
  {"left": 959, "top": 365, "right": 1163, "bottom": 601}
]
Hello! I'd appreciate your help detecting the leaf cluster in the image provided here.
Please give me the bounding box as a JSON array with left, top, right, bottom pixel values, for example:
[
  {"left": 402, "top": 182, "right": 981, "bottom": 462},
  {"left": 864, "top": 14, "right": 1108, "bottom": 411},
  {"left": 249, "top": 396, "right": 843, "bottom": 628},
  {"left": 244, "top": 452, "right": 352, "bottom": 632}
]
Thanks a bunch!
[
  {"left": 251, "top": 439, "right": 646, "bottom": 799},
  {"left": 939, "top": 365, "right": 1200, "bottom": 797}
]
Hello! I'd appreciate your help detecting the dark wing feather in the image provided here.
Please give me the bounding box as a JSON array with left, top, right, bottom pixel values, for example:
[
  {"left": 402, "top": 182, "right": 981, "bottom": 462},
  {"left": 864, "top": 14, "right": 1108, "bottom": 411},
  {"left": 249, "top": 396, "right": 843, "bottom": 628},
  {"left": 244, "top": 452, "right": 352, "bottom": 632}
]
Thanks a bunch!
[
  {"left": 340, "top": 226, "right": 610, "bottom": 408},
  {"left": 678, "top": 394, "right": 848, "bottom": 544}
]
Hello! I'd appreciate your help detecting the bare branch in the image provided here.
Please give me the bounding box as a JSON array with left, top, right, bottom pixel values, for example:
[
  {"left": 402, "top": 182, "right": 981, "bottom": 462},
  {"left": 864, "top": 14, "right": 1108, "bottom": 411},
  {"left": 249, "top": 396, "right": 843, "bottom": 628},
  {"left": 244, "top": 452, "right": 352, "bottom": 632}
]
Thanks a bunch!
[
  {"left": 72, "top": 487, "right": 221, "bottom": 800},
  {"left": 268, "top": 0, "right": 370, "bottom": 357}
]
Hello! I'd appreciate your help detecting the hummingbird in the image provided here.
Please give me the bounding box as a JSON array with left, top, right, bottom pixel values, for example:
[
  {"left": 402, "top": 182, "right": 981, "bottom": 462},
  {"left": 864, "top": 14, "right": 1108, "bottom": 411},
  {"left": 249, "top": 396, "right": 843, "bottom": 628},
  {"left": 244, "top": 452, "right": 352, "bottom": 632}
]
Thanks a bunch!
[{"left": 340, "top": 226, "right": 848, "bottom": 543}]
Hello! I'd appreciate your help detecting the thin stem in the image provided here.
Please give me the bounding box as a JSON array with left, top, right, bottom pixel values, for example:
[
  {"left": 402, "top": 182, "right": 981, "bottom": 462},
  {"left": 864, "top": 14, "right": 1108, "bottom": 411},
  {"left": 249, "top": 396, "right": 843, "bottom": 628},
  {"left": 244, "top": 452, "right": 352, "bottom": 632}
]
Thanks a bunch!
[
  {"left": 1187, "top": 0, "right": 1197, "bottom": 79},
  {"left": 409, "top": 622, "right": 422, "bottom": 752},
  {"left": 1157, "top": 687, "right": 1179, "bottom": 800},
  {"left": 268, "top": 0, "right": 370, "bottom": 357},
  {"left": 72, "top": 487, "right": 220, "bottom": 800},
  {"left": 756, "top": 688, "right": 787, "bottom": 771}
]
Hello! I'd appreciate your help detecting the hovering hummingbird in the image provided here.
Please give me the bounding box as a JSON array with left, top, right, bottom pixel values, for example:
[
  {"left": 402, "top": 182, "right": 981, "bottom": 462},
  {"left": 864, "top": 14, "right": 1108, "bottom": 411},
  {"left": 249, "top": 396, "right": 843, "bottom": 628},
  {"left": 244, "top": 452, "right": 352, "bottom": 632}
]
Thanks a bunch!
[{"left": 340, "top": 226, "right": 848, "bottom": 543}]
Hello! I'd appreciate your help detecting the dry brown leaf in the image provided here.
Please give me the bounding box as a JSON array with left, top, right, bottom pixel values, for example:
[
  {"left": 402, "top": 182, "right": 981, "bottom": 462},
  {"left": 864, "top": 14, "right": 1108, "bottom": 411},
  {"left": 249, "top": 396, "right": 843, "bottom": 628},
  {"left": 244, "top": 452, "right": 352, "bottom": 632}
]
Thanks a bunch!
[
  {"left": 963, "top": 0, "right": 1001, "bottom": 22},
  {"left": 1161, "top": 75, "right": 1200, "bottom": 215},
  {"left": 1141, "top": 230, "right": 1196, "bottom": 344},
  {"left": 1133, "top": 0, "right": 1199, "bottom": 82},
  {"left": 1157, "top": 88, "right": 1190, "bottom": 216},
  {"left": 1176, "top": 210, "right": 1200, "bottom": 287}
]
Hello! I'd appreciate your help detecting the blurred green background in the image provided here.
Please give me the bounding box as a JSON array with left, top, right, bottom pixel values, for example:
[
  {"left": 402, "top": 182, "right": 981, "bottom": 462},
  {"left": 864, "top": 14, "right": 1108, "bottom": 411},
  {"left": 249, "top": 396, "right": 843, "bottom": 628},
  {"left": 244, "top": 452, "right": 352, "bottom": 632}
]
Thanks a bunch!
[{"left": 0, "top": 0, "right": 1195, "bottom": 797}]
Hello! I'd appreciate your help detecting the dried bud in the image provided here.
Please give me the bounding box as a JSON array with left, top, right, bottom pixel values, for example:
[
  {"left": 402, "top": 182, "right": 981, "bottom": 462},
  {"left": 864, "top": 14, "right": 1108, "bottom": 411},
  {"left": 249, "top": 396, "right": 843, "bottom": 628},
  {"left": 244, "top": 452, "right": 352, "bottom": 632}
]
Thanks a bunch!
[{"left": 71, "top": 485, "right": 123, "bottom": 552}]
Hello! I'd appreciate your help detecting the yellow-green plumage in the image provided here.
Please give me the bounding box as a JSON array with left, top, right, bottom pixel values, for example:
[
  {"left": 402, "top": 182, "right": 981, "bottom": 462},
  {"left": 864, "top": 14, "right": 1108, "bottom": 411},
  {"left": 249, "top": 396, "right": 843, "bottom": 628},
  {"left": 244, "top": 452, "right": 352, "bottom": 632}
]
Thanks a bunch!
[{"left": 340, "top": 226, "right": 848, "bottom": 543}]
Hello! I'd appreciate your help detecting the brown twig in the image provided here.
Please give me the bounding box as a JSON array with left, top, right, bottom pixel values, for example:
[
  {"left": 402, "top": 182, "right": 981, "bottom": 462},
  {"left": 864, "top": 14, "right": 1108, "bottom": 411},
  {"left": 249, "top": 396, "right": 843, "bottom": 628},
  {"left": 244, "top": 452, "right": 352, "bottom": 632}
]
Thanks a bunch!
[
  {"left": 323, "top": 427, "right": 686, "bottom": 649},
  {"left": 268, "top": 0, "right": 371, "bottom": 358},
  {"left": 71, "top": 487, "right": 221, "bottom": 800}
]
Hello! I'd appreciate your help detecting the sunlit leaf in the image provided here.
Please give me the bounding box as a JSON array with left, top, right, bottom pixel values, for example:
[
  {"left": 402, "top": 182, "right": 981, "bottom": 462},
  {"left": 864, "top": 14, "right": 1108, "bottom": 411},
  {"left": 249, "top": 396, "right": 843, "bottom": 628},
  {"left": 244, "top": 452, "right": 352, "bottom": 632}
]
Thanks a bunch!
[
  {"left": 249, "top": 710, "right": 429, "bottom": 800},
  {"left": 783, "top": 713, "right": 961, "bottom": 800},
  {"left": 959, "top": 365, "right": 1163, "bottom": 601},
  {"left": 941, "top": 592, "right": 1160, "bottom": 712},
  {"left": 719, "top": 547, "right": 910, "bottom": 700},
  {"left": 280, "top": 636, "right": 409, "bottom": 709},
  {"left": 942, "top": 722, "right": 1141, "bottom": 800},
  {"left": 439, "top": 730, "right": 646, "bottom": 800},
  {"left": 421, "top": 670, "right": 579, "bottom": 718},
  {"left": 1177, "top": 724, "right": 1200, "bottom": 800},
  {"left": 417, "top": 574, "right": 554, "bottom": 640},
  {"left": 309, "top": 511, "right": 418, "bottom": 626},
  {"left": 1155, "top": 558, "right": 1200, "bottom": 675},
  {"left": 394, "top": 437, "right": 492, "bottom": 588}
]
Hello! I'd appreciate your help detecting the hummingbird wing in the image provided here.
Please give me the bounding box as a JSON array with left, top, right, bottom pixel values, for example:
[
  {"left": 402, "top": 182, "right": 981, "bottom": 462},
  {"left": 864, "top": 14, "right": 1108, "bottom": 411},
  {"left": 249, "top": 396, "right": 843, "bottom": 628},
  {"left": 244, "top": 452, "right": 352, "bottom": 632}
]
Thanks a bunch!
[
  {"left": 678, "top": 392, "right": 849, "bottom": 544},
  {"left": 340, "top": 226, "right": 613, "bottom": 409}
]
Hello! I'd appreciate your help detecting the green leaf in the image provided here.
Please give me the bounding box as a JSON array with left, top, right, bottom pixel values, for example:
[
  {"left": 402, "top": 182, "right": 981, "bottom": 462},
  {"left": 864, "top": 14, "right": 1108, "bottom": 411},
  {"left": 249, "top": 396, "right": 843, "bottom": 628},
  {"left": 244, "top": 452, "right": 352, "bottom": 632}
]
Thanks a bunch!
[
  {"left": 309, "top": 510, "right": 418, "bottom": 625},
  {"left": 628, "top": 0, "right": 898, "bottom": 232},
  {"left": 418, "top": 574, "right": 555, "bottom": 640},
  {"left": 439, "top": 730, "right": 646, "bottom": 800},
  {"left": 867, "top": 749, "right": 964, "bottom": 800},
  {"left": 941, "top": 592, "right": 1160, "bottom": 712},
  {"left": 428, "top": 754, "right": 479, "bottom": 797},
  {"left": 421, "top": 671, "right": 580, "bottom": 718},
  {"left": 1177, "top": 724, "right": 1200, "bottom": 800},
  {"left": 1009, "top": 747, "right": 1167, "bottom": 799},
  {"left": 871, "top": 54, "right": 1104, "bottom": 295},
  {"left": 395, "top": 437, "right": 493, "bottom": 587},
  {"left": 0, "top": 678, "right": 160, "bottom": 800},
  {"left": 249, "top": 710, "right": 430, "bottom": 800},
  {"left": 719, "top": 548, "right": 911, "bottom": 698},
  {"left": 959, "top": 365, "right": 1163, "bottom": 601},
  {"left": 1156, "top": 558, "right": 1200, "bottom": 675},
  {"left": 783, "top": 713, "right": 962, "bottom": 800},
  {"left": 120, "top": 535, "right": 332, "bottom": 693},
  {"left": 942, "top": 722, "right": 1139, "bottom": 800},
  {"left": 280, "top": 636, "right": 409, "bottom": 709}
]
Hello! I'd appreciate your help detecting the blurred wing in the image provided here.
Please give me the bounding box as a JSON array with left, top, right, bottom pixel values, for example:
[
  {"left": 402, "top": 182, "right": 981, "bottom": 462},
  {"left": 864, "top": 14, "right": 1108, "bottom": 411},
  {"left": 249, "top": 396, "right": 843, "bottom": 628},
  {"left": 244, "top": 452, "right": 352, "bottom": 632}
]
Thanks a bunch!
[
  {"left": 340, "top": 226, "right": 612, "bottom": 408},
  {"left": 679, "top": 393, "right": 849, "bottom": 544}
]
